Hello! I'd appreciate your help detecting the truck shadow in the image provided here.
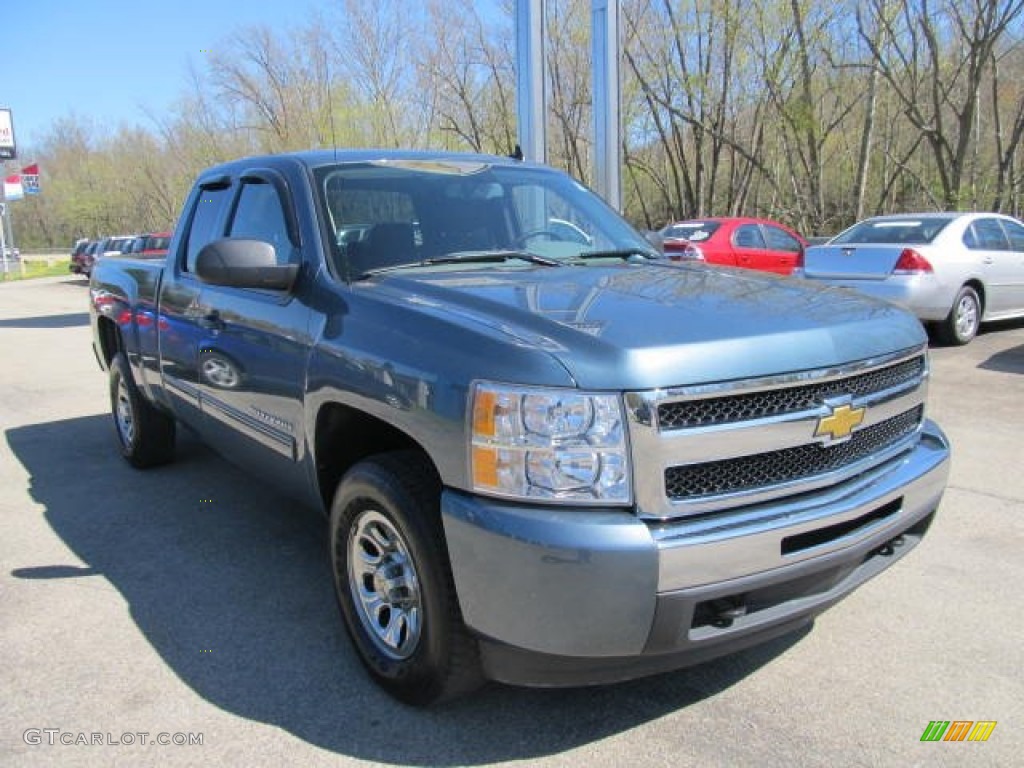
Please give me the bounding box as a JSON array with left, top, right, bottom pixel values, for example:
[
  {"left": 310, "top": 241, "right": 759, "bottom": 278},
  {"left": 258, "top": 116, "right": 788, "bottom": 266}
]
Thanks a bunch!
[
  {"left": 6, "top": 414, "right": 805, "bottom": 765},
  {"left": 0, "top": 312, "right": 90, "bottom": 328}
]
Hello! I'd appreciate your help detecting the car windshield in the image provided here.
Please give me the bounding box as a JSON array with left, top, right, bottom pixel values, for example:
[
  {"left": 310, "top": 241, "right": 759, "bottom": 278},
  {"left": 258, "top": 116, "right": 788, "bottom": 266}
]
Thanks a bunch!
[
  {"left": 661, "top": 221, "right": 722, "bottom": 242},
  {"left": 315, "top": 160, "right": 655, "bottom": 277},
  {"left": 832, "top": 216, "right": 955, "bottom": 245}
]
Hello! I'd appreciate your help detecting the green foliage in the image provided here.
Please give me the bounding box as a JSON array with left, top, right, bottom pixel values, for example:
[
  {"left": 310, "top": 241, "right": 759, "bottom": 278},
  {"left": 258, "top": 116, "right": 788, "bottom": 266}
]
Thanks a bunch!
[{"left": 0, "top": 260, "right": 71, "bottom": 281}]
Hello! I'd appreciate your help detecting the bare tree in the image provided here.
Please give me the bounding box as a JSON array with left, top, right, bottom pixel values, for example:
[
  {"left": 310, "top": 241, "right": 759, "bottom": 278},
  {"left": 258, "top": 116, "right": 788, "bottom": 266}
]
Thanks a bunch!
[
  {"left": 988, "top": 45, "right": 1024, "bottom": 212},
  {"left": 860, "top": 0, "right": 1024, "bottom": 209},
  {"left": 419, "top": 0, "right": 516, "bottom": 154},
  {"left": 333, "top": 0, "right": 425, "bottom": 147}
]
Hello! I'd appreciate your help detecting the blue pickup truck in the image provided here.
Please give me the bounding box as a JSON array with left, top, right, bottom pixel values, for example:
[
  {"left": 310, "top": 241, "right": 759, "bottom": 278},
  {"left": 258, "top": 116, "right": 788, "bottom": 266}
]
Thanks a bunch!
[{"left": 90, "top": 150, "right": 950, "bottom": 704}]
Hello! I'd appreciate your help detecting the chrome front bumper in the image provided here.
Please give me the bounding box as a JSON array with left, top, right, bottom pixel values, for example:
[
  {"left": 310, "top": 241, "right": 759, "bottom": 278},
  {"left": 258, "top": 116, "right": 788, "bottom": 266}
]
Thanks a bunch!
[{"left": 441, "top": 420, "right": 949, "bottom": 686}]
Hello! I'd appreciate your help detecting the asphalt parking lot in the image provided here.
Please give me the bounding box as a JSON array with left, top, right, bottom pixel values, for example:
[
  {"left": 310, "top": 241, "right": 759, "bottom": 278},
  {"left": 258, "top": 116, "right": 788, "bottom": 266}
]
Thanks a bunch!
[{"left": 1, "top": 275, "right": 1021, "bottom": 767}]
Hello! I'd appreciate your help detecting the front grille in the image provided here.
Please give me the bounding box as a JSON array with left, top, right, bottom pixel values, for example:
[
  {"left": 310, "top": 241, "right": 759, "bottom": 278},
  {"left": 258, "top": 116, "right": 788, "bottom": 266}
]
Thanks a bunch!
[
  {"left": 657, "top": 356, "right": 925, "bottom": 430},
  {"left": 664, "top": 406, "right": 923, "bottom": 501}
]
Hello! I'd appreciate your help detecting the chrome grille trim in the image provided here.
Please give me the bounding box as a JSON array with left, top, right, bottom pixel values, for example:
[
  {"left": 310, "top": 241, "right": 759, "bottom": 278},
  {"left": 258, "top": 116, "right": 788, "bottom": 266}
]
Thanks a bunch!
[
  {"left": 625, "top": 346, "right": 930, "bottom": 520},
  {"left": 665, "top": 407, "right": 923, "bottom": 500},
  {"left": 657, "top": 356, "right": 925, "bottom": 430}
]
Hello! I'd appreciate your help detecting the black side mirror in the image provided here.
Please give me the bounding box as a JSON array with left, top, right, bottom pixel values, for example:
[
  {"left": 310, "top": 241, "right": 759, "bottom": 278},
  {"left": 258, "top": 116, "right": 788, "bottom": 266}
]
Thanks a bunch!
[{"left": 196, "top": 238, "right": 298, "bottom": 291}]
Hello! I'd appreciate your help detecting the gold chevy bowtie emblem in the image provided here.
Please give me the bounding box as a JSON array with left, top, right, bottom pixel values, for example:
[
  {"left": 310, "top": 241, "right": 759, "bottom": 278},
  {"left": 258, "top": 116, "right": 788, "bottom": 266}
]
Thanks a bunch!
[{"left": 815, "top": 403, "right": 866, "bottom": 443}]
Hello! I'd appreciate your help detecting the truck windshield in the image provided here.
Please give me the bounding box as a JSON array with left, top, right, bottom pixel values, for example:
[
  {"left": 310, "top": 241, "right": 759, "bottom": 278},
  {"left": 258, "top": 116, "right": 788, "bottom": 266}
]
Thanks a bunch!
[{"left": 314, "top": 160, "right": 655, "bottom": 278}]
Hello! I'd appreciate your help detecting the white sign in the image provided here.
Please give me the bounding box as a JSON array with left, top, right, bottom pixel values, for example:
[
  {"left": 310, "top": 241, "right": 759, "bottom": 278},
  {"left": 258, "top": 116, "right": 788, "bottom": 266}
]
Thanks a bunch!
[{"left": 0, "top": 108, "right": 16, "bottom": 160}]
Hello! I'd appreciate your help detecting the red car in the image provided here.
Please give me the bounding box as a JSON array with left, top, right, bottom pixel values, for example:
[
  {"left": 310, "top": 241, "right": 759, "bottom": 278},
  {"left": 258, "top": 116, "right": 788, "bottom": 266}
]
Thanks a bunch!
[{"left": 660, "top": 217, "right": 808, "bottom": 275}]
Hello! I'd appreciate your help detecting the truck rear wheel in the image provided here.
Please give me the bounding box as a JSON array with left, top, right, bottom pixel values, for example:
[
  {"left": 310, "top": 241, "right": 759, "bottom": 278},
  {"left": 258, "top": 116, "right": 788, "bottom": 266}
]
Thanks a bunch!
[
  {"left": 329, "top": 451, "right": 482, "bottom": 704},
  {"left": 109, "top": 353, "right": 176, "bottom": 468}
]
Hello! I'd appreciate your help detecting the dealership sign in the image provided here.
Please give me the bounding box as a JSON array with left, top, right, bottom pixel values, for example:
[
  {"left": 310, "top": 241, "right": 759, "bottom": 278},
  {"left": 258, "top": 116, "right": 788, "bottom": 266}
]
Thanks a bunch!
[
  {"left": 4, "top": 175, "right": 24, "bottom": 200},
  {"left": 0, "top": 108, "right": 15, "bottom": 160}
]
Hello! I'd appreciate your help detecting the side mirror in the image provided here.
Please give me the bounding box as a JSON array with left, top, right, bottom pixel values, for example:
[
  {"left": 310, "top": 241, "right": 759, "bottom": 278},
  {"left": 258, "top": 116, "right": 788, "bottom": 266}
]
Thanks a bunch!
[{"left": 196, "top": 238, "right": 298, "bottom": 291}]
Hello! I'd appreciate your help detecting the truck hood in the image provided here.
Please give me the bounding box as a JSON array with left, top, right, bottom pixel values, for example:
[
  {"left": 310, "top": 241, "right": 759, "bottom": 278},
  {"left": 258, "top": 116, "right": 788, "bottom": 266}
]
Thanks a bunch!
[{"left": 364, "top": 263, "right": 925, "bottom": 390}]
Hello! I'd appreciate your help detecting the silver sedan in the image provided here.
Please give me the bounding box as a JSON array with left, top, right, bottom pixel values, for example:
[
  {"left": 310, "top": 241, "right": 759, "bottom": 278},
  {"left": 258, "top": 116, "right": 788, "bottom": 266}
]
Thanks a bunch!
[{"left": 800, "top": 212, "right": 1024, "bottom": 344}]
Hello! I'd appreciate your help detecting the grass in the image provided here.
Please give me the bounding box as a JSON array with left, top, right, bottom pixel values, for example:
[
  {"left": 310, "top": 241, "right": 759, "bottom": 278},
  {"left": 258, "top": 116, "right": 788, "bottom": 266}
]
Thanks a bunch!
[{"left": 0, "top": 260, "right": 74, "bottom": 281}]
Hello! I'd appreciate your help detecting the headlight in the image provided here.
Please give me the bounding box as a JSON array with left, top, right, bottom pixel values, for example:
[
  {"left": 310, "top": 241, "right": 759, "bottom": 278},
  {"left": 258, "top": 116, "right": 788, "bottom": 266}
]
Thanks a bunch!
[{"left": 469, "top": 382, "right": 631, "bottom": 504}]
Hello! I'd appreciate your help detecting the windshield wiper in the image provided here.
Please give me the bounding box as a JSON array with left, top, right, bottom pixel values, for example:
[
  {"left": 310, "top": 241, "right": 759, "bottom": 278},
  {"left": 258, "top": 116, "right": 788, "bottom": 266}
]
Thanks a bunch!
[
  {"left": 573, "top": 248, "right": 658, "bottom": 261},
  {"left": 422, "top": 250, "right": 561, "bottom": 267},
  {"left": 356, "top": 250, "right": 560, "bottom": 279}
]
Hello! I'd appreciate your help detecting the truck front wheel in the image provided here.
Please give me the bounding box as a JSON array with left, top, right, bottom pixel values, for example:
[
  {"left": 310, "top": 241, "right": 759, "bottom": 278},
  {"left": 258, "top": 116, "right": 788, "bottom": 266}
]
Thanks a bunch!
[
  {"left": 329, "top": 451, "right": 482, "bottom": 704},
  {"left": 109, "top": 353, "right": 176, "bottom": 468}
]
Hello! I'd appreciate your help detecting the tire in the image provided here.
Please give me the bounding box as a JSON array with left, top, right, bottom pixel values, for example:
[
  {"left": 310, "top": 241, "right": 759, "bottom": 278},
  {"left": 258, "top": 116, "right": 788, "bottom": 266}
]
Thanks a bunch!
[
  {"left": 934, "top": 285, "right": 981, "bottom": 346},
  {"left": 329, "top": 451, "right": 482, "bottom": 705},
  {"left": 109, "top": 353, "right": 176, "bottom": 468}
]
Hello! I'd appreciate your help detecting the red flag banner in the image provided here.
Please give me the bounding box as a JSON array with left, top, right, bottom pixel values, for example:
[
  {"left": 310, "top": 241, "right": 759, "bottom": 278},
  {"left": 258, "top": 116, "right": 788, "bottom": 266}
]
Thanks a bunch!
[{"left": 20, "top": 164, "right": 39, "bottom": 195}]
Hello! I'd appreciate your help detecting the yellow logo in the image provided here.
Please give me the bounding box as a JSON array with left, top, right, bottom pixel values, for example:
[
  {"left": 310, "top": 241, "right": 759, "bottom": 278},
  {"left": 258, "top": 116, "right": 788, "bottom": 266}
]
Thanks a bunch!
[{"left": 815, "top": 403, "right": 866, "bottom": 443}]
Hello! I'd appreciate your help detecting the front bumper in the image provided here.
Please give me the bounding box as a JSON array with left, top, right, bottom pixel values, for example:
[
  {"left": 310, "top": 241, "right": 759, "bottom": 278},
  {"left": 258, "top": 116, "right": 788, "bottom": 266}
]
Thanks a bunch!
[{"left": 441, "top": 420, "right": 949, "bottom": 686}]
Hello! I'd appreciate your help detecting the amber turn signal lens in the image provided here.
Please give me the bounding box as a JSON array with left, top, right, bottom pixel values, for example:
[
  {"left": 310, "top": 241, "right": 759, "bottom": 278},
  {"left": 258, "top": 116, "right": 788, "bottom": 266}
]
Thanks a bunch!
[
  {"left": 472, "top": 389, "right": 497, "bottom": 438},
  {"left": 472, "top": 446, "right": 498, "bottom": 487}
]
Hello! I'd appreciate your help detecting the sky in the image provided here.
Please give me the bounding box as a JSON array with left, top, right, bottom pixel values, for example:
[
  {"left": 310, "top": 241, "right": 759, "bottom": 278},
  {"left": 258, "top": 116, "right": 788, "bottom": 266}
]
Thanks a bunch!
[{"left": 2, "top": 0, "right": 323, "bottom": 155}]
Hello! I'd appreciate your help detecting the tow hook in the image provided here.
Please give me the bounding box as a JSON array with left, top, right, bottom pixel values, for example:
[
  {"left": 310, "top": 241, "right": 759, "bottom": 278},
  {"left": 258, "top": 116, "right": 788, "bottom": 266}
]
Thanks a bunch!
[
  {"left": 709, "top": 598, "right": 748, "bottom": 628},
  {"left": 877, "top": 535, "right": 905, "bottom": 557}
]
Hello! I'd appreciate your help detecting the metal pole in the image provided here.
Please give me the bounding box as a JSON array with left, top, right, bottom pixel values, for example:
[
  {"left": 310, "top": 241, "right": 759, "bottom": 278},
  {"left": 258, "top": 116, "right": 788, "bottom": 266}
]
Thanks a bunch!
[
  {"left": 5, "top": 201, "right": 16, "bottom": 257},
  {"left": 515, "top": 0, "right": 547, "bottom": 163},
  {"left": 592, "top": 0, "right": 622, "bottom": 211},
  {"left": 0, "top": 201, "right": 8, "bottom": 278},
  {"left": 5, "top": 201, "right": 22, "bottom": 277}
]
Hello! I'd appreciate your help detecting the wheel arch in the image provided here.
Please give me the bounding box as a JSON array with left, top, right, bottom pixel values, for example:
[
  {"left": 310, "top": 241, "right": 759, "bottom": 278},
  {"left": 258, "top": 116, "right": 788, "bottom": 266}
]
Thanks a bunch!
[
  {"left": 313, "top": 402, "right": 439, "bottom": 512},
  {"left": 96, "top": 315, "right": 121, "bottom": 368},
  {"left": 964, "top": 278, "right": 986, "bottom": 316}
]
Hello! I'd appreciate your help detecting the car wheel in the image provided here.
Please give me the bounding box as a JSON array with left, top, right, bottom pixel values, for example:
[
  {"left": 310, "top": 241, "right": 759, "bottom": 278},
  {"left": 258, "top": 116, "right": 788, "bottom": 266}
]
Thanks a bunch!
[
  {"left": 109, "top": 352, "right": 176, "bottom": 468},
  {"left": 935, "top": 285, "right": 981, "bottom": 346},
  {"left": 329, "top": 451, "right": 482, "bottom": 705}
]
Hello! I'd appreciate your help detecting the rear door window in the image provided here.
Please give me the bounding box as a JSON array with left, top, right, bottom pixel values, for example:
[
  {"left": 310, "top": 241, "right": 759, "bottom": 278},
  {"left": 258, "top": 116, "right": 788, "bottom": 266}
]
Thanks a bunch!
[
  {"left": 733, "top": 224, "right": 766, "bottom": 249},
  {"left": 997, "top": 219, "right": 1024, "bottom": 252},
  {"left": 968, "top": 218, "right": 1010, "bottom": 251}
]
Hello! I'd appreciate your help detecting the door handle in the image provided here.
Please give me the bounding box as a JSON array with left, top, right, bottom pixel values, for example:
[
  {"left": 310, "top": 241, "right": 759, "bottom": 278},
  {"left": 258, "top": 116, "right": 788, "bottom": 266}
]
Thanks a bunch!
[
  {"left": 982, "top": 256, "right": 994, "bottom": 264},
  {"left": 198, "top": 310, "right": 224, "bottom": 330}
]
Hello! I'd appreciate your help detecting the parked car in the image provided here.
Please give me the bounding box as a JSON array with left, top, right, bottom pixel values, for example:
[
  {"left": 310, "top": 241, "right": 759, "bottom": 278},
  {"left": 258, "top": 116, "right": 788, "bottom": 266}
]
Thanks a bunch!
[
  {"left": 125, "top": 232, "right": 172, "bottom": 259},
  {"left": 103, "top": 235, "right": 136, "bottom": 258},
  {"left": 71, "top": 240, "right": 101, "bottom": 276},
  {"left": 70, "top": 238, "right": 90, "bottom": 259},
  {"left": 74, "top": 236, "right": 133, "bottom": 277},
  {"left": 69, "top": 239, "right": 93, "bottom": 274},
  {"left": 660, "top": 217, "right": 808, "bottom": 275},
  {"left": 800, "top": 212, "right": 1024, "bottom": 345},
  {"left": 2, "top": 245, "right": 20, "bottom": 262}
]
